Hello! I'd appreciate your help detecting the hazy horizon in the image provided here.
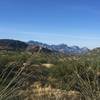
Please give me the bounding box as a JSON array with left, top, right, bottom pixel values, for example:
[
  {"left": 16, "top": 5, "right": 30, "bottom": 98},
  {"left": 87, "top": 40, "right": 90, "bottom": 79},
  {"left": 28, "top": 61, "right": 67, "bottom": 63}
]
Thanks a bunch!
[{"left": 0, "top": 0, "right": 100, "bottom": 49}]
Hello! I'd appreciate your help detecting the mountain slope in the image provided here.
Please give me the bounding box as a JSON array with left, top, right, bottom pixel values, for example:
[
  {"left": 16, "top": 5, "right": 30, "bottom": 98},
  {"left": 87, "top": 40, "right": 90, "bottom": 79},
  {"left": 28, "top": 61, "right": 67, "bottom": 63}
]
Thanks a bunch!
[
  {"left": 0, "top": 39, "right": 52, "bottom": 53},
  {"left": 28, "top": 41, "right": 89, "bottom": 54},
  {"left": 0, "top": 39, "right": 28, "bottom": 51}
]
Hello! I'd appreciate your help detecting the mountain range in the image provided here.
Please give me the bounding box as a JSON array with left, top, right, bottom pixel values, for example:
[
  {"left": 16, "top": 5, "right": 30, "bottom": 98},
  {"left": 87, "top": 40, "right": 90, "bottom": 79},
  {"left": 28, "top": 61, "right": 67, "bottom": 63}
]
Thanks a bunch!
[
  {"left": 0, "top": 39, "right": 90, "bottom": 55},
  {"left": 28, "top": 41, "right": 89, "bottom": 54}
]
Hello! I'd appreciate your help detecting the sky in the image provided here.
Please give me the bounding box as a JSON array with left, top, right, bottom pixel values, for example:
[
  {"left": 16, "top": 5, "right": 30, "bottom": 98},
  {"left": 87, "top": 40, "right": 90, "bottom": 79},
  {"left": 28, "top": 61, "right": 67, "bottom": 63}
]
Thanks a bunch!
[{"left": 0, "top": 0, "right": 100, "bottom": 49}]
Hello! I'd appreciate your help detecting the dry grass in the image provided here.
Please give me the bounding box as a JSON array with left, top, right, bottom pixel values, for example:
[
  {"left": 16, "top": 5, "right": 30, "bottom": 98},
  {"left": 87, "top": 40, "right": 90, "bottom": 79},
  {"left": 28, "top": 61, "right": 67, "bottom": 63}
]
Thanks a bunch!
[
  {"left": 19, "top": 83, "right": 81, "bottom": 100},
  {"left": 0, "top": 53, "right": 100, "bottom": 100},
  {"left": 74, "top": 66, "right": 100, "bottom": 100}
]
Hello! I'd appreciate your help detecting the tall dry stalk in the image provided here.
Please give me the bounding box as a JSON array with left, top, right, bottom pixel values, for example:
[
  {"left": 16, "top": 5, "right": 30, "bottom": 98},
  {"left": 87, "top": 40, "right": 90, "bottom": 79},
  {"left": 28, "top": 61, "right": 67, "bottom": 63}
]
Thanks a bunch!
[{"left": 74, "top": 66, "right": 100, "bottom": 100}]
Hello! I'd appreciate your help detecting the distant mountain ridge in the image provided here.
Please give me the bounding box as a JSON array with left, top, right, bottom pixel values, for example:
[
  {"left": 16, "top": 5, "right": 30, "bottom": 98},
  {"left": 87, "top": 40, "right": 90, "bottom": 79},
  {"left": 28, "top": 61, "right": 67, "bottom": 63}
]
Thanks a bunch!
[
  {"left": 28, "top": 41, "right": 89, "bottom": 54},
  {"left": 0, "top": 39, "right": 52, "bottom": 53},
  {"left": 0, "top": 39, "right": 90, "bottom": 54}
]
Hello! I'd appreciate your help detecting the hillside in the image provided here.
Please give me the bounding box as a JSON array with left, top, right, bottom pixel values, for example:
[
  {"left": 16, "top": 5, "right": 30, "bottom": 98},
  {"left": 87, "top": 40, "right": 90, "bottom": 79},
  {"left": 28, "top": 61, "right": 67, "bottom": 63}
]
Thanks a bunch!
[
  {"left": 0, "top": 46, "right": 99, "bottom": 100},
  {"left": 0, "top": 39, "right": 28, "bottom": 51},
  {"left": 0, "top": 39, "right": 99, "bottom": 100},
  {"left": 28, "top": 41, "right": 89, "bottom": 54},
  {"left": 88, "top": 48, "right": 100, "bottom": 55},
  {"left": 0, "top": 39, "right": 52, "bottom": 53}
]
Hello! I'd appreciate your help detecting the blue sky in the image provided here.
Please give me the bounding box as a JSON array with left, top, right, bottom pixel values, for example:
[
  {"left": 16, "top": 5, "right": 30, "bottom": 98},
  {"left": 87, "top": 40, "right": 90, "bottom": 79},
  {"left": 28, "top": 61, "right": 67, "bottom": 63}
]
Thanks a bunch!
[{"left": 0, "top": 0, "right": 100, "bottom": 49}]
